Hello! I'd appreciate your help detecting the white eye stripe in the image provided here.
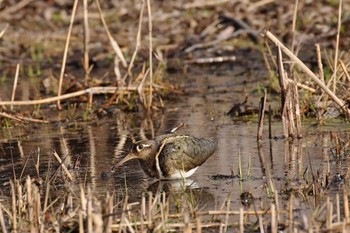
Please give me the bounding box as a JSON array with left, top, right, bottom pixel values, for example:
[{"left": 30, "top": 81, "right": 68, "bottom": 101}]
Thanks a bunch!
[{"left": 136, "top": 144, "right": 150, "bottom": 152}]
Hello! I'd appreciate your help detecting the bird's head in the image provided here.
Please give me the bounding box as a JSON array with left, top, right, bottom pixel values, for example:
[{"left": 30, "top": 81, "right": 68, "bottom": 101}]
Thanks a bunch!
[{"left": 111, "top": 140, "right": 157, "bottom": 172}]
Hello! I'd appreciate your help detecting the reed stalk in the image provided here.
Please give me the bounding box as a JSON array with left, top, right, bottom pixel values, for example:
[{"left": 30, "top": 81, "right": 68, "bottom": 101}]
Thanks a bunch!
[{"left": 57, "top": 0, "right": 79, "bottom": 110}]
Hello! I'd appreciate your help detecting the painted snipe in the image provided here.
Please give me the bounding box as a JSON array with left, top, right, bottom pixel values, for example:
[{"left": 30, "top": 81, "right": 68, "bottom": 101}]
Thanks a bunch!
[{"left": 112, "top": 134, "right": 217, "bottom": 180}]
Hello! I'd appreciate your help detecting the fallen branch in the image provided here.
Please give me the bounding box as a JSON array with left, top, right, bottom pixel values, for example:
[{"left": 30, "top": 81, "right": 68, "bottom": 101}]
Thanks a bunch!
[
  {"left": 0, "top": 86, "right": 137, "bottom": 106},
  {"left": 262, "top": 29, "right": 350, "bottom": 118}
]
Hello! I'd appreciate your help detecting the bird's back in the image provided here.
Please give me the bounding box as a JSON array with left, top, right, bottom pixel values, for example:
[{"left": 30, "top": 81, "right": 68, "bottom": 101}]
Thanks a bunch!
[{"left": 157, "top": 135, "right": 217, "bottom": 178}]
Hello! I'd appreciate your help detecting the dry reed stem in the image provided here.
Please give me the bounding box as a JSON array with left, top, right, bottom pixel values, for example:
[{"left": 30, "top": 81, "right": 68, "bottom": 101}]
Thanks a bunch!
[
  {"left": 83, "top": 0, "right": 90, "bottom": 84},
  {"left": 42, "top": 156, "right": 51, "bottom": 214},
  {"left": 57, "top": 0, "right": 79, "bottom": 110},
  {"left": 10, "top": 181, "right": 16, "bottom": 232},
  {"left": 333, "top": 0, "right": 342, "bottom": 93},
  {"left": 0, "top": 86, "right": 137, "bottom": 106},
  {"left": 104, "top": 193, "right": 112, "bottom": 233},
  {"left": 291, "top": 0, "right": 299, "bottom": 53},
  {"left": 80, "top": 185, "right": 86, "bottom": 233},
  {"left": 223, "top": 193, "right": 231, "bottom": 233},
  {"left": 288, "top": 79, "right": 316, "bottom": 93},
  {"left": 95, "top": 0, "right": 127, "bottom": 69},
  {"left": 52, "top": 151, "right": 73, "bottom": 181},
  {"left": 128, "top": 0, "right": 145, "bottom": 76},
  {"left": 87, "top": 186, "right": 93, "bottom": 233},
  {"left": 340, "top": 60, "right": 350, "bottom": 83},
  {"left": 0, "top": 203, "right": 8, "bottom": 233},
  {"left": 17, "top": 182, "right": 23, "bottom": 228},
  {"left": 277, "top": 46, "right": 288, "bottom": 138},
  {"left": 263, "top": 30, "right": 350, "bottom": 118},
  {"left": 315, "top": 44, "right": 324, "bottom": 83},
  {"left": 10, "top": 64, "right": 20, "bottom": 111},
  {"left": 289, "top": 193, "right": 294, "bottom": 232},
  {"left": 196, "top": 217, "right": 202, "bottom": 233},
  {"left": 146, "top": 0, "right": 153, "bottom": 111},
  {"left": 271, "top": 203, "right": 276, "bottom": 233},
  {"left": 137, "top": 68, "right": 150, "bottom": 108},
  {"left": 239, "top": 206, "right": 244, "bottom": 233},
  {"left": 292, "top": 82, "right": 302, "bottom": 138},
  {"left": 274, "top": 192, "right": 280, "bottom": 223},
  {"left": 345, "top": 192, "right": 349, "bottom": 223}
]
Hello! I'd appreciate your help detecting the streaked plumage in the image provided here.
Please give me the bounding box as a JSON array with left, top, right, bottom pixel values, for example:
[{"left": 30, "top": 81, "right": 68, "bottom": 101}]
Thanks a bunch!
[{"left": 112, "top": 134, "right": 217, "bottom": 179}]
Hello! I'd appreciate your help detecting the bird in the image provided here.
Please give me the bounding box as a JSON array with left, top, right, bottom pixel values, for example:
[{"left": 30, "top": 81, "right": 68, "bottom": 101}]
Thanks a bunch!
[{"left": 111, "top": 134, "right": 217, "bottom": 180}]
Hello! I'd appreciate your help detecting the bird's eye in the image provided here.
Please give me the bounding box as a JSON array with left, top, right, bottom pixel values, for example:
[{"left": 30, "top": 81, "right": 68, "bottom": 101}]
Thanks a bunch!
[{"left": 136, "top": 144, "right": 144, "bottom": 152}]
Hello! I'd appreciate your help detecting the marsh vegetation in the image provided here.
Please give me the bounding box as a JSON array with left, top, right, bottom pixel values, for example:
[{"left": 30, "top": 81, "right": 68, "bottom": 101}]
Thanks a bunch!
[{"left": 1, "top": 0, "right": 350, "bottom": 232}]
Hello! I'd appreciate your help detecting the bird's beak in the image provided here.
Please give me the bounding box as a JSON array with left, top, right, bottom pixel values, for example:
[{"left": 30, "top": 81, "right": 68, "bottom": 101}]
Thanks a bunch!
[{"left": 111, "top": 153, "right": 137, "bottom": 173}]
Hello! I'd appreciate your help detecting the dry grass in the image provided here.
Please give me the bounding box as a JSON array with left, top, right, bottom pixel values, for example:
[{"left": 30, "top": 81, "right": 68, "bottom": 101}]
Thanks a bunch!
[{"left": 0, "top": 1, "right": 349, "bottom": 124}]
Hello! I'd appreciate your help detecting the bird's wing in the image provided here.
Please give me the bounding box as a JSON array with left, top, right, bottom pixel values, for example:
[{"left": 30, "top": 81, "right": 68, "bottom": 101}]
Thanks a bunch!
[{"left": 158, "top": 136, "right": 217, "bottom": 174}]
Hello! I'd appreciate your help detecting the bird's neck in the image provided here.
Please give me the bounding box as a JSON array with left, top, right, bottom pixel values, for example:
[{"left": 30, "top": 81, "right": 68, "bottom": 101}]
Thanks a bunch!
[{"left": 139, "top": 157, "right": 159, "bottom": 178}]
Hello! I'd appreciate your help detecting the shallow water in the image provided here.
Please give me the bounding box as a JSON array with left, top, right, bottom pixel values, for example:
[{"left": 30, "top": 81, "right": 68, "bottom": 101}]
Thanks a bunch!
[
  {"left": 0, "top": 72, "right": 350, "bottom": 214},
  {"left": 1, "top": 63, "right": 350, "bottom": 222}
]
